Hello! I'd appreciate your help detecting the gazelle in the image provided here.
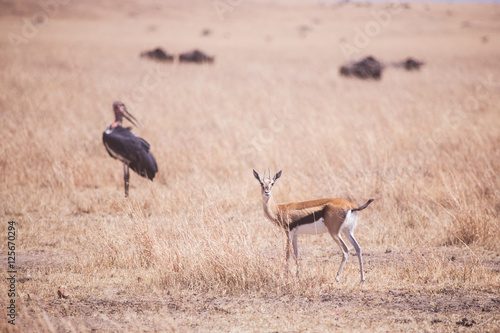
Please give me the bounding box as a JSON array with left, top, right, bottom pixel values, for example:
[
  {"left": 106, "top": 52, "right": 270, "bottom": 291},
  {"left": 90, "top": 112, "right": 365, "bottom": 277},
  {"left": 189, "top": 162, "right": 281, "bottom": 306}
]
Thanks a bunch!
[{"left": 253, "top": 169, "right": 373, "bottom": 282}]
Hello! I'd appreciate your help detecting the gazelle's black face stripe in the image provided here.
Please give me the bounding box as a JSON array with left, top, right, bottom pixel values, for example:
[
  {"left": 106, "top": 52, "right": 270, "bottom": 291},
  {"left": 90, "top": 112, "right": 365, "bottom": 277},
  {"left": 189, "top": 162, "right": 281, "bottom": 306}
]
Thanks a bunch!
[{"left": 288, "top": 209, "right": 325, "bottom": 231}]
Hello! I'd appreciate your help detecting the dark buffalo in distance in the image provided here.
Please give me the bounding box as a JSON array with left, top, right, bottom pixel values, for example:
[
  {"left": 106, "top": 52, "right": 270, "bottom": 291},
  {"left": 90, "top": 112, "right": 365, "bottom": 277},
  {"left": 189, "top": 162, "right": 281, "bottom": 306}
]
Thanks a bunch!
[
  {"left": 340, "top": 56, "right": 384, "bottom": 80},
  {"left": 401, "top": 58, "right": 424, "bottom": 71},
  {"left": 140, "top": 48, "right": 174, "bottom": 62},
  {"left": 179, "top": 49, "right": 214, "bottom": 64}
]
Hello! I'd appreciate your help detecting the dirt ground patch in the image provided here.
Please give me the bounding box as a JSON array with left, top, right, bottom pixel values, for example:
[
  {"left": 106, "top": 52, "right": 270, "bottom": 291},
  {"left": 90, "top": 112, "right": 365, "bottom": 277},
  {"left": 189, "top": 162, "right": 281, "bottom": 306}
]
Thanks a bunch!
[
  {"left": 15, "top": 286, "right": 500, "bottom": 332},
  {"left": 4, "top": 249, "right": 500, "bottom": 332}
]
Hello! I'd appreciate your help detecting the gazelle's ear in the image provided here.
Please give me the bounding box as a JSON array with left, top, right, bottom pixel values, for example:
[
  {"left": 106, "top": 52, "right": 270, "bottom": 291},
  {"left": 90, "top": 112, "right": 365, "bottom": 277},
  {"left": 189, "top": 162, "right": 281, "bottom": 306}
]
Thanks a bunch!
[
  {"left": 273, "top": 170, "right": 282, "bottom": 182},
  {"left": 253, "top": 169, "right": 263, "bottom": 184}
]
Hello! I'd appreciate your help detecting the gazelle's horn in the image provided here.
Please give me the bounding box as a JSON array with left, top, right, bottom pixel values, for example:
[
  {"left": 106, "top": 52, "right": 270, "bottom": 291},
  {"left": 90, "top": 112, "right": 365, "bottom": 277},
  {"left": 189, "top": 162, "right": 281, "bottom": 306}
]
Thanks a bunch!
[{"left": 268, "top": 168, "right": 271, "bottom": 180}]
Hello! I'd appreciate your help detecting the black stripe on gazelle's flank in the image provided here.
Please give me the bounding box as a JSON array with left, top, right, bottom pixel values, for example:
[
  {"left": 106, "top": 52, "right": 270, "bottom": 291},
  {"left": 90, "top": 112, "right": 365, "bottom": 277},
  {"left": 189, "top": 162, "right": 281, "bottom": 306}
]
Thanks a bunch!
[
  {"left": 286, "top": 199, "right": 374, "bottom": 231},
  {"left": 287, "top": 209, "right": 325, "bottom": 231}
]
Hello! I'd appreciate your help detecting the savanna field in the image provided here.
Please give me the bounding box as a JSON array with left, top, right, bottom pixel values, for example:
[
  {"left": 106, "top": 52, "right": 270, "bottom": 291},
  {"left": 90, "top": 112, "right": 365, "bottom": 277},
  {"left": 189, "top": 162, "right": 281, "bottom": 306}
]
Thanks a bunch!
[{"left": 1, "top": 0, "right": 500, "bottom": 331}]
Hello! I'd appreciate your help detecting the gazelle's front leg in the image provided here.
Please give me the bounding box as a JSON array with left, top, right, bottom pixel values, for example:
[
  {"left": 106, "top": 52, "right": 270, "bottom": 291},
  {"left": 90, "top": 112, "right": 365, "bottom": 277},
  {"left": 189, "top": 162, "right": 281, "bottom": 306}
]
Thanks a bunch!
[
  {"left": 291, "top": 233, "right": 299, "bottom": 278},
  {"left": 285, "top": 230, "right": 291, "bottom": 274}
]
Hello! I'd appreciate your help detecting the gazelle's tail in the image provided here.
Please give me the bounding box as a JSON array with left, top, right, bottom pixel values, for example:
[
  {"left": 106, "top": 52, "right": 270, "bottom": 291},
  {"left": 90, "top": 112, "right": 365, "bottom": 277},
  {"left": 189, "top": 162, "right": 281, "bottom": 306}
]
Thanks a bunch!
[{"left": 352, "top": 199, "right": 374, "bottom": 212}]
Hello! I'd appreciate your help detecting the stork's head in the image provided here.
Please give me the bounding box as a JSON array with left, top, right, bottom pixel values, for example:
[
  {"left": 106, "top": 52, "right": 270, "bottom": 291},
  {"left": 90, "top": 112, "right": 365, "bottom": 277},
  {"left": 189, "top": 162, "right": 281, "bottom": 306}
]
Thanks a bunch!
[
  {"left": 253, "top": 169, "right": 282, "bottom": 197},
  {"left": 112, "top": 101, "right": 142, "bottom": 128}
]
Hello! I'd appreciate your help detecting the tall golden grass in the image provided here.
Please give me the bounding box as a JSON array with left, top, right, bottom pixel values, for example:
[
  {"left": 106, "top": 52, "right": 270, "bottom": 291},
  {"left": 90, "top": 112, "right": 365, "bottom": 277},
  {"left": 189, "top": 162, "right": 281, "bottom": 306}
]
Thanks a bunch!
[{"left": 0, "top": 0, "right": 499, "bottom": 331}]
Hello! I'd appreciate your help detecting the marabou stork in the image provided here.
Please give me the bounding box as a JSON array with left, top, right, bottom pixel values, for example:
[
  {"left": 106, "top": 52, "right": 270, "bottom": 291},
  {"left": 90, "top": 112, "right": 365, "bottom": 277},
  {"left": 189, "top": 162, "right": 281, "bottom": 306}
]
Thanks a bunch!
[{"left": 103, "top": 101, "right": 158, "bottom": 197}]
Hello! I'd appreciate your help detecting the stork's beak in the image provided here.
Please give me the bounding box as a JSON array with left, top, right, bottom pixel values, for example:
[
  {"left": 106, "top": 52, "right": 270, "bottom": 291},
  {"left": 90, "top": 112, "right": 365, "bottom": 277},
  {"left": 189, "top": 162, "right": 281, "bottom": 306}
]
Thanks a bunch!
[{"left": 122, "top": 105, "right": 143, "bottom": 128}]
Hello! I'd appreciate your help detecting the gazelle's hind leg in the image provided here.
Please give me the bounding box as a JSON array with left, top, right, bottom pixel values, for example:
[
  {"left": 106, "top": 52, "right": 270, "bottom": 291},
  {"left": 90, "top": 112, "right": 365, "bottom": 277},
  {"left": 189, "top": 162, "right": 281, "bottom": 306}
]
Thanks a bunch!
[
  {"left": 345, "top": 232, "right": 364, "bottom": 282},
  {"left": 342, "top": 210, "right": 365, "bottom": 282},
  {"left": 330, "top": 233, "right": 350, "bottom": 282}
]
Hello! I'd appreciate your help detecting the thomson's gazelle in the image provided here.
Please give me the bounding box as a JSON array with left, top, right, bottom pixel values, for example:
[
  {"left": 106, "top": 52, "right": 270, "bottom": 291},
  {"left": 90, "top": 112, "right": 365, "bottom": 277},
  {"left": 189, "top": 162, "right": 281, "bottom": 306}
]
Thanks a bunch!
[{"left": 253, "top": 169, "right": 373, "bottom": 282}]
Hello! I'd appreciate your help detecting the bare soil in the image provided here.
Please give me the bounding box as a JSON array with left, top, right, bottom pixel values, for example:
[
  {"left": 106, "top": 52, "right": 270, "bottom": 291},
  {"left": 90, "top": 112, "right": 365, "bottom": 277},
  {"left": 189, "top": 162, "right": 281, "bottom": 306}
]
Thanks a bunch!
[{"left": 4, "top": 249, "right": 500, "bottom": 332}]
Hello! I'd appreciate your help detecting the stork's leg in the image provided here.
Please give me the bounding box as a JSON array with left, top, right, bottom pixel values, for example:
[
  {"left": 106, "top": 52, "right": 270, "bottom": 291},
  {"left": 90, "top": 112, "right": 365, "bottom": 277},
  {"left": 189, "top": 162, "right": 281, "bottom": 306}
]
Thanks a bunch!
[{"left": 123, "top": 163, "right": 130, "bottom": 197}]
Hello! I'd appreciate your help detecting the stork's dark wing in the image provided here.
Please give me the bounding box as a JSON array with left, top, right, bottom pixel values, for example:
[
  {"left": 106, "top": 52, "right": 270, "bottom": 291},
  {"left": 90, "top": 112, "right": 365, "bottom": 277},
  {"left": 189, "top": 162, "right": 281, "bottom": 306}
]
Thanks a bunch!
[
  {"left": 103, "top": 126, "right": 136, "bottom": 161},
  {"left": 128, "top": 137, "right": 158, "bottom": 180},
  {"left": 103, "top": 126, "right": 158, "bottom": 180}
]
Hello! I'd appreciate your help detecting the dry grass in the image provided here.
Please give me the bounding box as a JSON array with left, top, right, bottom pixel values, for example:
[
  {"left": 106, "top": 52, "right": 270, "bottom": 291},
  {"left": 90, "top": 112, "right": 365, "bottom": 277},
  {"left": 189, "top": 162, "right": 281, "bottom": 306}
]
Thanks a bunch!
[{"left": 1, "top": 0, "right": 500, "bottom": 331}]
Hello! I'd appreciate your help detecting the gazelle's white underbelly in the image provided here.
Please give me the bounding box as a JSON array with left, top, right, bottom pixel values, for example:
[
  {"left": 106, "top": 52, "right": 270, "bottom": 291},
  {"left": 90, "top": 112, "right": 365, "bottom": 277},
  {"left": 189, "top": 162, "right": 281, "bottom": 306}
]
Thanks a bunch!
[{"left": 294, "top": 218, "right": 328, "bottom": 235}]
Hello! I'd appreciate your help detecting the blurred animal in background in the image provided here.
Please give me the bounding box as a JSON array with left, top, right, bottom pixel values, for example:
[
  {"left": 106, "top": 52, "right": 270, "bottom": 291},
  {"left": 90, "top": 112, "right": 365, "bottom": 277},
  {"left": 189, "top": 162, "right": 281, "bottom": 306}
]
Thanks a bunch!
[
  {"left": 140, "top": 47, "right": 174, "bottom": 62},
  {"left": 340, "top": 56, "right": 384, "bottom": 80},
  {"left": 179, "top": 49, "right": 214, "bottom": 63},
  {"left": 399, "top": 57, "right": 424, "bottom": 71},
  {"left": 103, "top": 101, "right": 158, "bottom": 197},
  {"left": 340, "top": 56, "right": 425, "bottom": 80}
]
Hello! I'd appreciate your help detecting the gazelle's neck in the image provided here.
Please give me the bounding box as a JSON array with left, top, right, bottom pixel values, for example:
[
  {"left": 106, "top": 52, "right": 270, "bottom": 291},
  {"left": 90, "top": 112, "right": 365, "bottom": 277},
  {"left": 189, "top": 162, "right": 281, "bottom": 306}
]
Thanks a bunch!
[{"left": 262, "top": 194, "right": 280, "bottom": 224}]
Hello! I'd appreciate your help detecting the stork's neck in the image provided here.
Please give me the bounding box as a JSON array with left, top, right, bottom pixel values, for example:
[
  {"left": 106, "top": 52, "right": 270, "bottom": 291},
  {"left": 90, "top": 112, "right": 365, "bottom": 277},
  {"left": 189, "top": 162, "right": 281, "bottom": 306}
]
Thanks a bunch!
[{"left": 114, "top": 110, "right": 123, "bottom": 126}]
